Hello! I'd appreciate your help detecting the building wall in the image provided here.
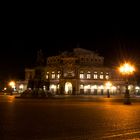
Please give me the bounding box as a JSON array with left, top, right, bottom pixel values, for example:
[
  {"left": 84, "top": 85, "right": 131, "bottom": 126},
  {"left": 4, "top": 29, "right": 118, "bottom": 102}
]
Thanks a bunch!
[
  {"left": 45, "top": 48, "right": 134, "bottom": 95},
  {"left": 24, "top": 48, "right": 137, "bottom": 95},
  {"left": 25, "top": 68, "right": 35, "bottom": 80},
  {"left": 16, "top": 80, "right": 28, "bottom": 93}
]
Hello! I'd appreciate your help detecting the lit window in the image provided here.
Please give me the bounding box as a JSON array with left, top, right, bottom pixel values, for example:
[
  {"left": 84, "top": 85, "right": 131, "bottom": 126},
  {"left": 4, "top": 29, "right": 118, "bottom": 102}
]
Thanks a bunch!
[
  {"left": 80, "top": 71, "right": 84, "bottom": 79},
  {"left": 94, "top": 72, "right": 98, "bottom": 79},
  {"left": 87, "top": 71, "right": 91, "bottom": 79},
  {"left": 43, "top": 86, "right": 46, "bottom": 90},
  {"left": 52, "top": 72, "right": 55, "bottom": 79},
  {"left": 87, "top": 74, "right": 91, "bottom": 79},
  {"left": 99, "top": 72, "right": 104, "bottom": 79},
  {"left": 80, "top": 74, "right": 84, "bottom": 79},
  {"left": 105, "top": 75, "right": 109, "bottom": 80},
  {"left": 46, "top": 74, "right": 49, "bottom": 79},
  {"left": 80, "top": 84, "right": 84, "bottom": 89},
  {"left": 105, "top": 73, "right": 109, "bottom": 79},
  {"left": 57, "top": 74, "right": 60, "bottom": 79},
  {"left": 50, "top": 84, "right": 57, "bottom": 92},
  {"left": 19, "top": 84, "right": 24, "bottom": 89},
  {"left": 100, "top": 75, "right": 104, "bottom": 79},
  {"left": 46, "top": 72, "right": 49, "bottom": 79},
  {"left": 57, "top": 71, "right": 60, "bottom": 79}
]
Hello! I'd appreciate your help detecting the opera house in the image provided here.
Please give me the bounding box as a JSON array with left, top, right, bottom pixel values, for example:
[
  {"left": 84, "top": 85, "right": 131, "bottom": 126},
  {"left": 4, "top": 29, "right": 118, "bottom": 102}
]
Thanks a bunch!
[{"left": 24, "top": 48, "right": 137, "bottom": 95}]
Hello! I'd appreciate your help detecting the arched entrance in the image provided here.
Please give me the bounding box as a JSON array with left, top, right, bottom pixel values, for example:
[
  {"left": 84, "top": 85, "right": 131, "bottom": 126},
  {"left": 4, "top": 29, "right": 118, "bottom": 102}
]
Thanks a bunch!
[{"left": 65, "top": 82, "right": 72, "bottom": 94}]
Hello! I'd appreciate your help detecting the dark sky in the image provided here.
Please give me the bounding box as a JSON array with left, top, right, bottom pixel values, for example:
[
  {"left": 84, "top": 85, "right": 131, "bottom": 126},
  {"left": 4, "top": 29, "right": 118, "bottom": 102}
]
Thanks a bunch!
[{"left": 1, "top": 23, "right": 140, "bottom": 81}]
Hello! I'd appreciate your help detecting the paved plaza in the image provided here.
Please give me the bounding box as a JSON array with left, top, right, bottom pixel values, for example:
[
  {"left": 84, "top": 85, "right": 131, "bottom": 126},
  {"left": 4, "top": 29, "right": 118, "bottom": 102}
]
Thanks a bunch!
[{"left": 0, "top": 95, "right": 140, "bottom": 139}]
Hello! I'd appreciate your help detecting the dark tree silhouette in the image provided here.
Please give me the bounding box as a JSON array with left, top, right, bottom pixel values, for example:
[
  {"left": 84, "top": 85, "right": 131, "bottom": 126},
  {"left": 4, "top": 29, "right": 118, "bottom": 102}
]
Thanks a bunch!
[{"left": 36, "top": 49, "right": 44, "bottom": 66}]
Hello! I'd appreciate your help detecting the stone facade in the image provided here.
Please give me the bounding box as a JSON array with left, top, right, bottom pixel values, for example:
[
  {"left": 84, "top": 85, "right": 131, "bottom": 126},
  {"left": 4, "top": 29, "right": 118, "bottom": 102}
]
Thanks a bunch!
[
  {"left": 45, "top": 48, "right": 131, "bottom": 95},
  {"left": 25, "top": 48, "right": 137, "bottom": 95}
]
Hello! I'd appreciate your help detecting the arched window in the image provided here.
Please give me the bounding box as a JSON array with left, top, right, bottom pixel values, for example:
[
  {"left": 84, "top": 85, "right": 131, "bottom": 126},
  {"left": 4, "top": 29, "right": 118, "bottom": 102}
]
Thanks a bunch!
[
  {"left": 57, "top": 71, "right": 61, "bottom": 79},
  {"left": 94, "top": 72, "right": 98, "bottom": 79},
  {"left": 80, "top": 71, "right": 84, "bottom": 79},
  {"left": 51, "top": 71, "right": 55, "bottom": 79},
  {"left": 105, "top": 72, "right": 109, "bottom": 80},
  {"left": 87, "top": 71, "right": 91, "bottom": 79},
  {"left": 100, "top": 72, "right": 104, "bottom": 79}
]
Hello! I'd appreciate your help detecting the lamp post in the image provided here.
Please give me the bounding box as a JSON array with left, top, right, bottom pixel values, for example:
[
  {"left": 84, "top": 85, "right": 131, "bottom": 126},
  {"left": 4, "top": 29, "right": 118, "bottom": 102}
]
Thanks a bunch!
[
  {"left": 105, "top": 81, "right": 112, "bottom": 98},
  {"left": 119, "top": 63, "right": 135, "bottom": 104}
]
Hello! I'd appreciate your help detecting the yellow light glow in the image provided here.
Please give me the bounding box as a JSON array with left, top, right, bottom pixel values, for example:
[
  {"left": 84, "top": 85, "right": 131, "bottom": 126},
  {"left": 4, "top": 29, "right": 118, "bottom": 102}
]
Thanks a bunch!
[
  {"left": 4, "top": 87, "right": 7, "bottom": 90},
  {"left": 99, "top": 85, "right": 104, "bottom": 89},
  {"left": 65, "top": 82, "right": 73, "bottom": 94},
  {"left": 128, "top": 86, "right": 130, "bottom": 90},
  {"left": 105, "top": 82, "right": 112, "bottom": 89},
  {"left": 9, "top": 81, "right": 15, "bottom": 88},
  {"left": 111, "top": 86, "right": 116, "bottom": 90},
  {"left": 135, "top": 86, "right": 140, "bottom": 90},
  {"left": 119, "top": 63, "right": 135, "bottom": 75},
  {"left": 19, "top": 84, "right": 24, "bottom": 89},
  {"left": 91, "top": 85, "right": 97, "bottom": 89},
  {"left": 80, "top": 85, "right": 84, "bottom": 89},
  {"left": 84, "top": 85, "right": 90, "bottom": 90},
  {"left": 50, "top": 84, "right": 56, "bottom": 89}
]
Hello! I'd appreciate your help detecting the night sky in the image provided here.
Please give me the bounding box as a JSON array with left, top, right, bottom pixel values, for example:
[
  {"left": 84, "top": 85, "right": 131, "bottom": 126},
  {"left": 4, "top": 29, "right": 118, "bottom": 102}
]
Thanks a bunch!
[{"left": 1, "top": 23, "right": 140, "bottom": 81}]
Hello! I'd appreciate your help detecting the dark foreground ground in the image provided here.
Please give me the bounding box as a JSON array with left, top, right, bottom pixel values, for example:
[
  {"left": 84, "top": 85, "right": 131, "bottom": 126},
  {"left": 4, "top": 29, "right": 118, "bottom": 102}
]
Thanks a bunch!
[{"left": 0, "top": 95, "right": 140, "bottom": 140}]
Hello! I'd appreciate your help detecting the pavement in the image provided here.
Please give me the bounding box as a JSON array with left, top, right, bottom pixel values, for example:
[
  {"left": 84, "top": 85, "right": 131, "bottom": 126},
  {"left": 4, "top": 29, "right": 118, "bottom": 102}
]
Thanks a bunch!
[{"left": 0, "top": 95, "right": 140, "bottom": 139}]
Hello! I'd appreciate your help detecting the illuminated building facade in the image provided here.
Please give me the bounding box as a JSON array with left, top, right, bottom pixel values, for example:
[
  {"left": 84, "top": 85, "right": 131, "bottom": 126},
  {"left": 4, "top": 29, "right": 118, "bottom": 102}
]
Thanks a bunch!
[{"left": 25, "top": 48, "right": 137, "bottom": 95}]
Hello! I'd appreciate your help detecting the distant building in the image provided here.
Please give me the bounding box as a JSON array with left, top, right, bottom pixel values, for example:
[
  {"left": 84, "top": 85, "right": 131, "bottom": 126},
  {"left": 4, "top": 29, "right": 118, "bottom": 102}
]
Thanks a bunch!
[
  {"left": 16, "top": 80, "right": 28, "bottom": 93},
  {"left": 25, "top": 48, "right": 137, "bottom": 95}
]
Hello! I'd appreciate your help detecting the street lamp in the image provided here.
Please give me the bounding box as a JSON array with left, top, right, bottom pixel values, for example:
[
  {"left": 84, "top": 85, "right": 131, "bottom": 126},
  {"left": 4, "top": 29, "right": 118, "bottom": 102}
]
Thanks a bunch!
[
  {"left": 9, "top": 81, "right": 15, "bottom": 88},
  {"left": 119, "top": 62, "right": 135, "bottom": 104},
  {"left": 105, "top": 81, "right": 112, "bottom": 98}
]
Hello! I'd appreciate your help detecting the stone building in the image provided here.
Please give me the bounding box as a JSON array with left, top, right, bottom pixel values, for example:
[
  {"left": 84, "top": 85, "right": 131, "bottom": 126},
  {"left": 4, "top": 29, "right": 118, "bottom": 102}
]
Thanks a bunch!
[{"left": 25, "top": 48, "right": 136, "bottom": 95}]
